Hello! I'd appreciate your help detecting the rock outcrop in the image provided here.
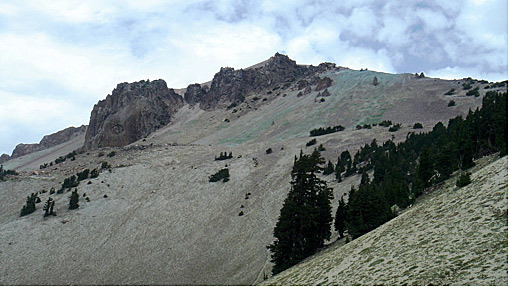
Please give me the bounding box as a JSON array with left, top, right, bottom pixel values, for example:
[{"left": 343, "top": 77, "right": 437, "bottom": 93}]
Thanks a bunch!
[
  {"left": 0, "top": 153, "right": 10, "bottom": 164},
  {"left": 184, "top": 83, "right": 208, "bottom": 106},
  {"left": 315, "top": 77, "right": 333, "bottom": 91},
  {"left": 83, "top": 79, "right": 184, "bottom": 150},
  {"left": 10, "top": 125, "right": 87, "bottom": 159},
  {"left": 197, "top": 53, "right": 315, "bottom": 110}
]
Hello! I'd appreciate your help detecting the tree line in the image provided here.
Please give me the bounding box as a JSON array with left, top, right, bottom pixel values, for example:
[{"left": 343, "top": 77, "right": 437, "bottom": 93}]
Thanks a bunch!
[{"left": 268, "top": 91, "right": 507, "bottom": 275}]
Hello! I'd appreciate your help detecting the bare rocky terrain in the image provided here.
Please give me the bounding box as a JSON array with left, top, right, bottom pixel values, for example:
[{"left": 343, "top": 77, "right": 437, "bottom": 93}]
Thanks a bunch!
[{"left": 0, "top": 54, "right": 507, "bottom": 285}]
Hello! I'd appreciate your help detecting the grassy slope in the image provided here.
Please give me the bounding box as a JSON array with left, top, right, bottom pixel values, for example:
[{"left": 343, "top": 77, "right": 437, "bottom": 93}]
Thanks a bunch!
[{"left": 264, "top": 155, "right": 508, "bottom": 286}]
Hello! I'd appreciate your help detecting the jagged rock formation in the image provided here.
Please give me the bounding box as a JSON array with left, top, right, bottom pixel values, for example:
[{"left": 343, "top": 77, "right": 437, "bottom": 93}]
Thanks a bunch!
[
  {"left": 10, "top": 125, "right": 87, "bottom": 159},
  {"left": 0, "top": 153, "right": 10, "bottom": 164},
  {"left": 83, "top": 79, "right": 184, "bottom": 150},
  {"left": 315, "top": 77, "right": 333, "bottom": 91},
  {"left": 196, "top": 52, "right": 318, "bottom": 110},
  {"left": 184, "top": 83, "right": 208, "bottom": 106},
  {"left": 82, "top": 53, "right": 339, "bottom": 151}
]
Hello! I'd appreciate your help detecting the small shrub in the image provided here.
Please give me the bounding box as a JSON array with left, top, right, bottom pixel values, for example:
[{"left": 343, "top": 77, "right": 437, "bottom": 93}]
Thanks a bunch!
[
  {"left": 444, "top": 88, "right": 455, "bottom": 95},
  {"left": 20, "top": 193, "right": 39, "bottom": 217},
  {"left": 466, "top": 86, "right": 480, "bottom": 97},
  {"left": 49, "top": 187, "right": 55, "bottom": 195},
  {"left": 378, "top": 120, "right": 392, "bottom": 127},
  {"left": 90, "top": 168, "right": 99, "bottom": 178},
  {"left": 107, "top": 151, "right": 116, "bottom": 157},
  {"left": 62, "top": 175, "right": 79, "bottom": 189},
  {"left": 448, "top": 100, "right": 456, "bottom": 107},
  {"left": 388, "top": 124, "right": 401, "bottom": 132},
  {"left": 456, "top": 172, "right": 472, "bottom": 187},
  {"left": 104, "top": 194, "right": 108, "bottom": 198},
  {"left": 101, "top": 161, "right": 111, "bottom": 170},
  {"left": 306, "top": 139, "right": 317, "bottom": 147},
  {"left": 239, "top": 211, "right": 244, "bottom": 216},
  {"left": 266, "top": 148, "right": 273, "bottom": 154},
  {"left": 215, "top": 152, "right": 233, "bottom": 161},
  {"left": 413, "top": 123, "right": 423, "bottom": 129},
  {"left": 209, "top": 168, "right": 230, "bottom": 182},
  {"left": 77, "top": 169, "right": 90, "bottom": 181},
  {"left": 318, "top": 144, "right": 326, "bottom": 151},
  {"left": 462, "top": 82, "right": 472, "bottom": 90},
  {"left": 69, "top": 189, "right": 79, "bottom": 210},
  {"left": 310, "top": 125, "right": 345, "bottom": 137}
]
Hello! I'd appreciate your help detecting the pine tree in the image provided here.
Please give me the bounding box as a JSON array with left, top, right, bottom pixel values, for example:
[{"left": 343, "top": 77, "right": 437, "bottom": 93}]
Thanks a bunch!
[
  {"left": 334, "top": 197, "right": 346, "bottom": 238},
  {"left": 20, "top": 193, "right": 38, "bottom": 217},
  {"left": 43, "top": 197, "right": 56, "bottom": 217},
  {"left": 417, "top": 147, "right": 434, "bottom": 187},
  {"left": 69, "top": 189, "right": 79, "bottom": 210},
  {"left": 323, "top": 160, "right": 334, "bottom": 175},
  {"left": 267, "top": 150, "right": 333, "bottom": 275}
]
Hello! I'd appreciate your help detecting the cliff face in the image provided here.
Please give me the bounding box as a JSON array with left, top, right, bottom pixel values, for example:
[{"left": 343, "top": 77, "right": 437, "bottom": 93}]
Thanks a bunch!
[
  {"left": 83, "top": 79, "right": 184, "bottom": 150},
  {"left": 10, "top": 125, "right": 87, "bottom": 159},
  {"left": 83, "top": 53, "right": 335, "bottom": 150}
]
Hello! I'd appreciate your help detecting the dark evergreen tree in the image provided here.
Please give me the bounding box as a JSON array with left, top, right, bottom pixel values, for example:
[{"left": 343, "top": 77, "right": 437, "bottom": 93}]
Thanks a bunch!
[
  {"left": 20, "top": 193, "right": 38, "bottom": 217},
  {"left": 334, "top": 197, "right": 346, "bottom": 238},
  {"left": 267, "top": 150, "right": 333, "bottom": 275},
  {"left": 43, "top": 197, "right": 56, "bottom": 217},
  {"left": 334, "top": 156, "right": 344, "bottom": 182},
  {"left": 417, "top": 147, "right": 434, "bottom": 187},
  {"left": 69, "top": 189, "right": 79, "bottom": 210},
  {"left": 323, "top": 160, "right": 334, "bottom": 175}
]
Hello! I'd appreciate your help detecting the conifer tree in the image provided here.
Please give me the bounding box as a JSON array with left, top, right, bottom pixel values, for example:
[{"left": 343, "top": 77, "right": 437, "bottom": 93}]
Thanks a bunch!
[
  {"left": 323, "top": 160, "right": 334, "bottom": 175},
  {"left": 43, "top": 197, "right": 56, "bottom": 217},
  {"left": 267, "top": 150, "right": 333, "bottom": 275},
  {"left": 69, "top": 189, "right": 79, "bottom": 210},
  {"left": 417, "top": 147, "right": 434, "bottom": 187},
  {"left": 334, "top": 197, "right": 346, "bottom": 238}
]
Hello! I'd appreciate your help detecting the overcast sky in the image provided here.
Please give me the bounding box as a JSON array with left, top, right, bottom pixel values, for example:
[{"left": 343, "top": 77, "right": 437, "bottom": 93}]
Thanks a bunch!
[{"left": 0, "top": 0, "right": 507, "bottom": 155}]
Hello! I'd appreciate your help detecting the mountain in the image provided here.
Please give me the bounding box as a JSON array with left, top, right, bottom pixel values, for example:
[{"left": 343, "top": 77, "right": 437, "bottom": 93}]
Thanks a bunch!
[{"left": 0, "top": 53, "right": 507, "bottom": 285}]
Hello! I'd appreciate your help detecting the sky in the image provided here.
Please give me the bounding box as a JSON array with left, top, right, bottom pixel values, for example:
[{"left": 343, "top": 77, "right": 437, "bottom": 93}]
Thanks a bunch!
[{"left": 0, "top": 0, "right": 507, "bottom": 155}]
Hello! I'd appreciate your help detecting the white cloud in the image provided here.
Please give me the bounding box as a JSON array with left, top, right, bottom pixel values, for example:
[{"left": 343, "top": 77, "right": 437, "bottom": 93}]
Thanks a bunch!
[{"left": 426, "top": 66, "right": 507, "bottom": 81}]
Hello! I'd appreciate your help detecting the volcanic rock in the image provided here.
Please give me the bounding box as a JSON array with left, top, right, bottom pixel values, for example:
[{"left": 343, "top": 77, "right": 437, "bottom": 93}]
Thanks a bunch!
[
  {"left": 83, "top": 79, "right": 184, "bottom": 150},
  {"left": 315, "top": 77, "right": 333, "bottom": 91},
  {"left": 0, "top": 153, "right": 10, "bottom": 164}
]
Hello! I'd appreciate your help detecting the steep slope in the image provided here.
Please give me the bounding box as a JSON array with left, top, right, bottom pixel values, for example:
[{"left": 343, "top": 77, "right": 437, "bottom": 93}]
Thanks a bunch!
[{"left": 263, "top": 155, "right": 508, "bottom": 286}]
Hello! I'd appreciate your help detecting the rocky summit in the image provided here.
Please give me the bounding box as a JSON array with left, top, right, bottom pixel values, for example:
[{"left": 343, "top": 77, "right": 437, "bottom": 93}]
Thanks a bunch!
[{"left": 83, "top": 79, "right": 184, "bottom": 150}]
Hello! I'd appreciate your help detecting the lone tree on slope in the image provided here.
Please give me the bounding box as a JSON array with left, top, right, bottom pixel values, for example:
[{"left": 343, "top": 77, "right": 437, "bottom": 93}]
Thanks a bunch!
[{"left": 267, "top": 149, "right": 333, "bottom": 275}]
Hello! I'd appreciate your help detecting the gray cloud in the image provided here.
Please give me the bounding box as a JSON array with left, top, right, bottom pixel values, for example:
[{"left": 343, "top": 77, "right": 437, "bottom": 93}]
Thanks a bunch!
[{"left": 0, "top": 0, "right": 507, "bottom": 155}]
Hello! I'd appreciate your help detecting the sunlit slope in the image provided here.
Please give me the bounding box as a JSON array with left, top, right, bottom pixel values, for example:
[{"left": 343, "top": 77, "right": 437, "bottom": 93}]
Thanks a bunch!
[{"left": 263, "top": 155, "right": 508, "bottom": 286}]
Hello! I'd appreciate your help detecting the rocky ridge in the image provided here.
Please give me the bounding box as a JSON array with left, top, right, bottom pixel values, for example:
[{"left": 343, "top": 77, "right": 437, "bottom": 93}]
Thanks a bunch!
[
  {"left": 83, "top": 53, "right": 338, "bottom": 150},
  {"left": 9, "top": 125, "right": 87, "bottom": 159}
]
